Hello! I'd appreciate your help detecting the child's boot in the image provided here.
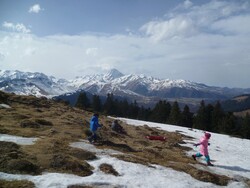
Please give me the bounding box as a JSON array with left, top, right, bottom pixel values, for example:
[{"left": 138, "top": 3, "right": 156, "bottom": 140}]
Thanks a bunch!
[
  {"left": 207, "top": 161, "right": 214, "bottom": 166},
  {"left": 87, "top": 136, "right": 93, "bottom": 143},
  {"left": 192, "top": 155, "right": 196, "bottom": 161}
]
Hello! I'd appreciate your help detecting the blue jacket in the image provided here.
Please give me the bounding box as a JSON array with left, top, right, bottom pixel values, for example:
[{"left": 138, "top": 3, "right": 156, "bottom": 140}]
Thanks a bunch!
[{"left": 90, "top": 115, "right": 101, "bottom": 131}]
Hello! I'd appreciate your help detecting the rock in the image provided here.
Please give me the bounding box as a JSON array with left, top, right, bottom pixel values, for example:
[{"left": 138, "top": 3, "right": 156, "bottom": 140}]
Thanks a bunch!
[
  {"left": 99, "top": 163, "right": 120, "bottom": 176},
  {"left": 7, "top": 159, "right": 40, "bottom": 175}
]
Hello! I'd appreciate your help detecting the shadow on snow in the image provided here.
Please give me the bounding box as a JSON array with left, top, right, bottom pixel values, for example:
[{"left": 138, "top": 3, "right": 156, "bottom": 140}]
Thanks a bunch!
[{"left": 216, "top": 165, "right": 250, "bottom": 173}]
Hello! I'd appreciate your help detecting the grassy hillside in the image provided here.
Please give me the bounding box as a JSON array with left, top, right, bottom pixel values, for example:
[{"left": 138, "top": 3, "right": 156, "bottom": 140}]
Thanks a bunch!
[
  {"left": 221, "top": 94, "right": 250, "bottom": 113},
  {"left": 0, "top": 91, "right": 238, "bottom": 187}
]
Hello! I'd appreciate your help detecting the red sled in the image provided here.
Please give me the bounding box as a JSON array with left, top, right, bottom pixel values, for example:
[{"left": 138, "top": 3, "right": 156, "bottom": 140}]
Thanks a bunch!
[{"left": 146, "top": 135, "right": 166, "bottom": 141}]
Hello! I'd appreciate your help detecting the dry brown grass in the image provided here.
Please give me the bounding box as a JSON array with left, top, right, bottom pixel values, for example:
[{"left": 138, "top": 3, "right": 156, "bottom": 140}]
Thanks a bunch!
[
  {"left": 0, "top": 179, "right": 35, "bottom": 188},
  {"left": 0, "top": 91, "right": 244, "bottom": 186},
  {"left": 234, "top": 109, "right": 250, "bottom": 117},
  {"left": 99, "top": 163, "right": 120, "bottom": 176},
  {"left": 233, "top": 95, "right": 249, "bottom": 102}
]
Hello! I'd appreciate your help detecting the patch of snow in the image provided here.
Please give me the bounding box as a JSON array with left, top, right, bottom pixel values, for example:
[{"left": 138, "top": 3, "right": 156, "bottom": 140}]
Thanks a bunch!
[
  {"left": 0, "top": 134, "right": 38, "bottom": 145},
  {"left": 0, "top": 104, "right": 11, "bottom": 108},
  {"left": 70, "top": 140, "right": 123, "bottom": 155}
]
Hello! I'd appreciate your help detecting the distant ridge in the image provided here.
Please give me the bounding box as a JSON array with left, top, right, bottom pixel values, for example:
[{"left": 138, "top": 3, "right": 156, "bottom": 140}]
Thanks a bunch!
[
  {"left": 1, "top": 69, "right": 250, "bottom": 107},
  {"left": 221, "top": 94, "right": 250, "bottom": 112}
]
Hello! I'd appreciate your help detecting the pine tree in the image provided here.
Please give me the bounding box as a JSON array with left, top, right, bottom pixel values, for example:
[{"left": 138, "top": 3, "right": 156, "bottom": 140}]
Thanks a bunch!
[
  {"left": 168, "top": 101, "right": 181, "bottom": 125},
  {"left": 113, "top": 98, "right": 122, "bottom": 116},
  {"left": 164, "top": 101, "right": 172, "bottom": 122},
  {"left": 75, "top": 92, "right": 90, "bottom": 110},
  {"left": 91, "top": 94, "right": 102, "bottom": 112},
  {"left": 138, "top": 106, "right": 151, "bottom": 121},
  {"left": 150, "top": 100, "right": 171, "bottom": 123},
  {"left": 193, "top": 100, "right": 207, "bottom": 130},
  {"left": 211, "top": 101, "right": 224, "bottom": 132},
  {"left": 241, "top": 113, "right": 250, "bottom": 139},
  {"left": 194, "top": 101, "right": 214, "bottom": 131},
  {"left": 120, "top": 99, "right": 129, "bottom": 117},
  {"left": 103, "top": 93, "right": 115, "bottom": 115},
  {"left": 129, "top": 100, "right": 139, "bottom": 119},
  {"left": 205, "top": 104, "right": 214, "bottom": 131},
  {"left": 219, "top": 112, "right": 236, "bottom": 134},
  {"left": 181, "top": 105, "right": 193, "bottom": 127}
]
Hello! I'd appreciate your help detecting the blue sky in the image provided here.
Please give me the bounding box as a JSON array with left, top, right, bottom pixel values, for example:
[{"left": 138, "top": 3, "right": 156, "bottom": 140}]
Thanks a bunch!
[{"left": 0, "top": 0, "right": 250, "bottom": 88}]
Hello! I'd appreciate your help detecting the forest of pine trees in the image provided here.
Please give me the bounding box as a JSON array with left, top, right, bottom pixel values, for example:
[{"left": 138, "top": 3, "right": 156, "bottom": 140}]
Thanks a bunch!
[{"left": 74, "top": 92, "right": 250, "bottom": 139}]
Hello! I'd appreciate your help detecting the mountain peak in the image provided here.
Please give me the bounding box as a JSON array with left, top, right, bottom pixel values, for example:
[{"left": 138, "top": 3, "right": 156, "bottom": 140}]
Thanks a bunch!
[{"left": 103, "top": 68, "right": 124, "bottom": 81}]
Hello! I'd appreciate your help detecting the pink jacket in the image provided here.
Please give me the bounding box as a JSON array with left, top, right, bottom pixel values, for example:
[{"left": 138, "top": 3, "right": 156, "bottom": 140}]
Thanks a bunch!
[{"left": 199, "top": 136, "right": 209, "bottom": 156}]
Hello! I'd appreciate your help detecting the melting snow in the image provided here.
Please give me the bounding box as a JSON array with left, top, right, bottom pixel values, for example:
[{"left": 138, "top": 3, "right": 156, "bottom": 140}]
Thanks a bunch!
[
  {"left": 0, "top": 118, "right": 250, "bottom": 188},
  {"left": 0, "top": 104, "right": 11, "bottom": 108},
  {"left": 0, "top": 134, "right": 38, "bottom": 145}
]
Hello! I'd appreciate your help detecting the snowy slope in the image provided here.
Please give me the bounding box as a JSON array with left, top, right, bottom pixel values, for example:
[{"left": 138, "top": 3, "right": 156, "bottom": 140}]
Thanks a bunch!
[
  {"left": 118, "top": 118, "right": 250, "bottom": 182},
  {"left": 0, "top": 118, "right": 250, "bottom": 187}
]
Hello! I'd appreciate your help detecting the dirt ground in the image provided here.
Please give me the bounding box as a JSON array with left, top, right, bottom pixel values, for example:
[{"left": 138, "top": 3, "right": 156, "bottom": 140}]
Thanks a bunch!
[{"left": 0, "top": 91, "right": 242, "bottom": 187}]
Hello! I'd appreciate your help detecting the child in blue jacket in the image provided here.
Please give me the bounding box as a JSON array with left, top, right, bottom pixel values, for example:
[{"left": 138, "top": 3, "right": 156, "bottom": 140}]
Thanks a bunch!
[{"left": 88, "top": 113, "right": 102, "bottom": 143}]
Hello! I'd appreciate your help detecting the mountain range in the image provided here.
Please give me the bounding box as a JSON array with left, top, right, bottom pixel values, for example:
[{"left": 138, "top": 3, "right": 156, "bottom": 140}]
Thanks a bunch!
[{"left": 1, "top": 69, "right": 250, "bottom": 107}]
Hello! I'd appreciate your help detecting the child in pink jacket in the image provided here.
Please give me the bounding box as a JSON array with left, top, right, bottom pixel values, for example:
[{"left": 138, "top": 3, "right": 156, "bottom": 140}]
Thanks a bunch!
[{"left": 192, "top": 132, "right": 213, "bottom": 166}]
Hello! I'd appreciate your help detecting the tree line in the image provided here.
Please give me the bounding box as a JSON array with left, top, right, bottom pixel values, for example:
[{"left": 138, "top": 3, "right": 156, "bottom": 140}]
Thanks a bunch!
[{"left": 75, "top": 92, "right": 250, "bottom": 139}]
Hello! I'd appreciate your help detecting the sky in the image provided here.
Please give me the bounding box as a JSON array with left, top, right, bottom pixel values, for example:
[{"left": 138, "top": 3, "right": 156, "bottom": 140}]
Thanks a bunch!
[
  {"left": 1, "top": 115, "right": 250, "bottom": 187},
  {"left": 0, "top": 0, "right": 250, "bottom": 88}
]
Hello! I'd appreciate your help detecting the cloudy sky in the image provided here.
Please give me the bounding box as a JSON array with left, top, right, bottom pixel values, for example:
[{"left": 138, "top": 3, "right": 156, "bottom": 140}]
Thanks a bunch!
[{"left": 0, "top": 0, "right": 250, "bottom": 88}]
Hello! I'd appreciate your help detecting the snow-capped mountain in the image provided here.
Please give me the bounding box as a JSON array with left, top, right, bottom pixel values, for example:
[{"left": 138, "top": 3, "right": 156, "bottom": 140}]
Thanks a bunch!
[
  {"left": 66, "top": 69, "right": 249, "bottom": 101},
  {"left": 0, "top": 70, "right": 74, "bottom": 97},
  {"left": 1, "top": 69, "right": 250, "bottom": 104}
]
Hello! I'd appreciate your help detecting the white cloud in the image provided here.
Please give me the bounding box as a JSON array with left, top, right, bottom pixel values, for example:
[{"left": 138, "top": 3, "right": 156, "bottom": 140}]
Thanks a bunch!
[
  {"left": 2, "top": 22, "right": 31, "bottom": 33},
  {"left": 1, "top": 28, "right": 249, "bottom": 88},
  {"left": 141, "top": 0, "right": 250, "bottom": 42},
  {"left": 211, "top": 15, "right": 250, "bottom": 35},
  {"left": 28, "top": 4, "right": 42, "bottom": 13},
  {"left": 1, "top": 1, "right": 250, "bottom": 88},
  {"left": 183, "top": 0, "right": 193, "bottom": 9},
  {"left": 23, "top": 48, "right": 36, "bottom": 57},
  {"left": 85, "top": 48, "right": 98, "bottom": 56},
  {"left": 0, "top": 53, "right": 5, "bottom": 61},
  {"left": 140, "top": 17, "right": 197, "bottom": 41}
]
